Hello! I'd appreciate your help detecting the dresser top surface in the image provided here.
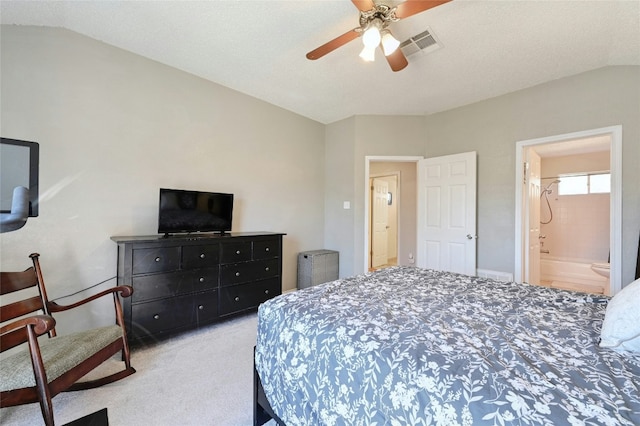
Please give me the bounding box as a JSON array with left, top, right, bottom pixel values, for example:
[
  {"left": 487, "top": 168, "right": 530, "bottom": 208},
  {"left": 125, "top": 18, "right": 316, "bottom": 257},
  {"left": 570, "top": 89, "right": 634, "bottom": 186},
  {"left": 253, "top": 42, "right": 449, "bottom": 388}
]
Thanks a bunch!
[{"left": 111, "top": 232, "right": 285, "bottom": 244}]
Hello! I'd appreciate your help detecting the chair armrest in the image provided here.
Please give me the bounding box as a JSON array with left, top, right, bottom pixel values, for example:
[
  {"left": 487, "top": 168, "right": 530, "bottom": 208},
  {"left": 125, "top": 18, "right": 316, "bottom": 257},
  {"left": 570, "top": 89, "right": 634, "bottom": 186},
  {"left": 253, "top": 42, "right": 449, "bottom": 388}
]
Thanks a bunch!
[
  {"left": 47, "top": 285, "right": 134, "bottom": 313},
  {"left": 0, "top": 314, "right": 56, "bottom": 336},
  {"left": 0, "top": 315, "right": 56, "bottom": 352}
]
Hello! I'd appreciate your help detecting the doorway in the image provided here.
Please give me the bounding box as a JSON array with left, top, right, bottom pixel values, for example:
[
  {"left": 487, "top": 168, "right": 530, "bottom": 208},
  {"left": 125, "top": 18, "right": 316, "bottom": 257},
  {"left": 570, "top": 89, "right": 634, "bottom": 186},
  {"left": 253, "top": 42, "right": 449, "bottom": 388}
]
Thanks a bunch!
[
  {"left": 364, "top": 156, "right": 422, "bottom": 273},
  {"left": 515, "top": 126, "right": 622, "bottom": 295},
  {"left": 369, "top": 174, "right": 398, "bottom": 270}
]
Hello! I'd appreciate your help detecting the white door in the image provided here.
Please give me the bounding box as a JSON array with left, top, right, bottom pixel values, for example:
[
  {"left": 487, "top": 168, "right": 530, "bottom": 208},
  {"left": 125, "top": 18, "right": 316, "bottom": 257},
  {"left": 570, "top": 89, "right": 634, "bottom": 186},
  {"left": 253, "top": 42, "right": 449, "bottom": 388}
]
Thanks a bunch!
[
  {"left": 371, "top": 178, "right": 389, "bottom": 268},
  {"left": 417, "top": 152, "right": 477, "bottom": 275},
  {"left": 525, "top": 148, "right": 541, "bottom": 285}
]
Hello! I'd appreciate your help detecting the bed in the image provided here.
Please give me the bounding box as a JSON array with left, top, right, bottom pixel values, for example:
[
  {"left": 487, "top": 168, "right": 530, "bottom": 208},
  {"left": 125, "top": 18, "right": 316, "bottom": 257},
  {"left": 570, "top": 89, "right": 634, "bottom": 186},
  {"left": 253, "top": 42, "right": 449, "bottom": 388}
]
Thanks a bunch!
[{"left": 254, "top": 266, "right": 640, "bottom": 425}]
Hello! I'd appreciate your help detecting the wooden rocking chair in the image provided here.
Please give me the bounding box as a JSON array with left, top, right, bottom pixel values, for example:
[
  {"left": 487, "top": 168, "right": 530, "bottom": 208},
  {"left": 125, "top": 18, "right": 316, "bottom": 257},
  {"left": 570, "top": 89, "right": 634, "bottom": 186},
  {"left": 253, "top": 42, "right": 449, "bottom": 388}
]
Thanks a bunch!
[{"left": 0, "top": 253, "right": 135, "bottom": 425}]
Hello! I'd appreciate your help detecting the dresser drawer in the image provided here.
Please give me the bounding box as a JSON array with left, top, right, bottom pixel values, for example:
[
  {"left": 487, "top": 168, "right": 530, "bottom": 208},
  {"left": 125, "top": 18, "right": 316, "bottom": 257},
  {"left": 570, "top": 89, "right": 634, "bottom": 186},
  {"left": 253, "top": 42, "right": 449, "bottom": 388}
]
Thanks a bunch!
[
  {"left": 218, "top": 278, "right": 281, "bottom": 316},
  {"left": 195, "top": 291, "right": 218, "bottom": 325},
  {"left": 182, "top": 244, "right": 219, "bottom": 269},
  {"left": 219, "top": 258, "right": 279, "bottom": 286},
  {"left": 220, "top": 241, "right": 252, "bottom": 263},
  {"left": 132, "top": 246, "right": 181, "bottom": 275},
  {"left": 253, "top": 238, "right": 280, "bottom": 260},
  {"left": 131, "top": 295, "right": 196, "bottom": 337},
  {"left": 131, "top": 267, "right": 219, "bottom": 303}
]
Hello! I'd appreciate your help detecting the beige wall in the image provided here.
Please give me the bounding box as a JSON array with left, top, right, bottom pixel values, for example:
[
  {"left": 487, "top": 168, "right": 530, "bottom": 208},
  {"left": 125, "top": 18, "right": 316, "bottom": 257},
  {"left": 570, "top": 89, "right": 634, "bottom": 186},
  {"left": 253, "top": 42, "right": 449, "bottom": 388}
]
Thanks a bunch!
[
  {"left": 324, "top": 117, "right": 356, "bottom": 277},
  {"left": 542, "top": 151, "right": 610, "bottom": 177},
  {"left": 0, "top": 26, "right": 326, "bottom": 331},
  {"left": 325, "top": 115, "right": 426, "bottom": 277}
]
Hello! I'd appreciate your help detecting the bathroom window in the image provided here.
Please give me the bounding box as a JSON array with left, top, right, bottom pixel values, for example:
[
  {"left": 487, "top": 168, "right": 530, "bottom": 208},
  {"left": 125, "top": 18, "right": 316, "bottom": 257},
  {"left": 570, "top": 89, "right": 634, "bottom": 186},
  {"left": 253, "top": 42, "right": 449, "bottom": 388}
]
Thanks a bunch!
[
  {"left": 558, "top": 176, "right": 588, "bottom": 195},
  {"left": 558, "top": 173, "right": 610, "bottom": 195},
  {"left": 589, "top": 173, "right": 610, "bottom": 193}
]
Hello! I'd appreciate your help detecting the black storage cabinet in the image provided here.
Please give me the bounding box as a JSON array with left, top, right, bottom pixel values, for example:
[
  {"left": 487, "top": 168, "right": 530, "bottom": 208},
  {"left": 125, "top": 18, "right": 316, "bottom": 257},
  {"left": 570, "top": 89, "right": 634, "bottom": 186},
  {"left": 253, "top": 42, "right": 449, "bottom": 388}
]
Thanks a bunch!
[{"left": 112, "top": 232, "right": 284, "bottom": 345}]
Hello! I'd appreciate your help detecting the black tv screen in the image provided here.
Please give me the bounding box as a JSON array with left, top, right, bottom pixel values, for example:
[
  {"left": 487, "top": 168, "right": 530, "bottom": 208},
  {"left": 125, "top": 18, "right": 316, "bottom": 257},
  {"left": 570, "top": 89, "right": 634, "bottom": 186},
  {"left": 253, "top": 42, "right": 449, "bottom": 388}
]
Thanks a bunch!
[
  {"left": 1, "top": 138, "right": 39, "bottom": 217},
  {"left": 158, "top": 188, "right": 233, "bottom": 235}
]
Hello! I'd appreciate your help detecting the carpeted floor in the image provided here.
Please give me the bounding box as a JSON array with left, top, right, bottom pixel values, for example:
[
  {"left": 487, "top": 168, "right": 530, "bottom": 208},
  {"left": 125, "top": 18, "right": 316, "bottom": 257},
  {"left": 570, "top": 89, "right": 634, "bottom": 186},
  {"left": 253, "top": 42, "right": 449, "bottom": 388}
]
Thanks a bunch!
[{"left": 0, "top": 313, "right": 267, "bottom": 426}]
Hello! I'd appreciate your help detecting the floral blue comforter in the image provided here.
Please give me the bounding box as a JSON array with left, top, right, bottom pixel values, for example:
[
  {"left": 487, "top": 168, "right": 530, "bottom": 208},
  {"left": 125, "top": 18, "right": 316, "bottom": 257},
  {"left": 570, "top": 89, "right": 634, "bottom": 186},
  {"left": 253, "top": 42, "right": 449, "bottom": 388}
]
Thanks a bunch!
[{"left": 255, "top": 266, "right": 640, "bottom": 425}]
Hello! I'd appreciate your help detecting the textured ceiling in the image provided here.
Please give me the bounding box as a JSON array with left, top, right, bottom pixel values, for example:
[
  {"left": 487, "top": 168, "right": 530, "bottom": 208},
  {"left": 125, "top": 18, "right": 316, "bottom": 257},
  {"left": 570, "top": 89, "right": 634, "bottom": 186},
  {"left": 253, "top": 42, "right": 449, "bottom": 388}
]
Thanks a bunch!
[{"left": 1, "top": 0, "right": 639, "bottom": 124}]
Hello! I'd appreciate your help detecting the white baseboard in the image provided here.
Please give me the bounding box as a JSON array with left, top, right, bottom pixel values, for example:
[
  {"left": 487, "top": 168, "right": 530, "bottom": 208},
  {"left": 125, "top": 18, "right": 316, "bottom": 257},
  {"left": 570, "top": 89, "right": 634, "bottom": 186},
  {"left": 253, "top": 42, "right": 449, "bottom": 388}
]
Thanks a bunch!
[{"left": 477, "top": 269, "right": 513, "bottom": 282}]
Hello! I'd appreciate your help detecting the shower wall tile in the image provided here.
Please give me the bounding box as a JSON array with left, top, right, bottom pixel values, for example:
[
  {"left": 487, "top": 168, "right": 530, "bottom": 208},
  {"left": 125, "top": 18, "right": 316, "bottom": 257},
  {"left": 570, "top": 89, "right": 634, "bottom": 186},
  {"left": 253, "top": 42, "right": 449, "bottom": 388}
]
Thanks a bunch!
[{"left": 541, "top": 193, "right": 609, "bottom": 262}]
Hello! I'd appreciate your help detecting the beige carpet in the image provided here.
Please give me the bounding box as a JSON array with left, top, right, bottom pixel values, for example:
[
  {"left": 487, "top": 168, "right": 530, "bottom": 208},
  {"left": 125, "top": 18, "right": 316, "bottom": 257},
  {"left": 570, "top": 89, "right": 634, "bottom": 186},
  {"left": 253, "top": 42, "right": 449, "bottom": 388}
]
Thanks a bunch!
[{"left": 0, "top": 313, "right": 269, "bottom": 425}]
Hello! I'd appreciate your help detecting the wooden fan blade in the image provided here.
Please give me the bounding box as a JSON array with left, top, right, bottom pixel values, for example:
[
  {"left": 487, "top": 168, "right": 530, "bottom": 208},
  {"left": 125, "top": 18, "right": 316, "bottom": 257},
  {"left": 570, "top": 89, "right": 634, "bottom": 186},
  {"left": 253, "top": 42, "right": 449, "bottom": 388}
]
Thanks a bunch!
[
  {"left": 352, "top": 0, "right": 375, "bottom": 12},
  {"left": 306, "top": 29, "right": 361, "bottom": 60},
  {"left": 395, "top": 0, "right": 452, "bottom": 19},
  {"left": 384, "top": 47, "right": 409, "bottom": 72}
]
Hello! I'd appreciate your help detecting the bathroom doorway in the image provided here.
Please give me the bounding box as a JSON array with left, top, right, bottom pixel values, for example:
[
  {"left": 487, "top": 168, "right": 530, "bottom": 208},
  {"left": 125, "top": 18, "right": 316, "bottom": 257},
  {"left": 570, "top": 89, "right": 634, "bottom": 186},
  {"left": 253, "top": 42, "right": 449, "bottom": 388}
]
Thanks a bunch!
[{"left": 515, "top": 126, "right": 622, "bottom": 295}]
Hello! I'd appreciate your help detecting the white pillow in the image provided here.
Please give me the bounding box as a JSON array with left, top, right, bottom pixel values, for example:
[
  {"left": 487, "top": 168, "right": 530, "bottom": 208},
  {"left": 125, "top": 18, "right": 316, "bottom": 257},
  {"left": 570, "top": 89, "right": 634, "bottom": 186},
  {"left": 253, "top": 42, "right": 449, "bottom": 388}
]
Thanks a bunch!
[{"left": 600, "top": 278, "right": 640, "bottom": 352}]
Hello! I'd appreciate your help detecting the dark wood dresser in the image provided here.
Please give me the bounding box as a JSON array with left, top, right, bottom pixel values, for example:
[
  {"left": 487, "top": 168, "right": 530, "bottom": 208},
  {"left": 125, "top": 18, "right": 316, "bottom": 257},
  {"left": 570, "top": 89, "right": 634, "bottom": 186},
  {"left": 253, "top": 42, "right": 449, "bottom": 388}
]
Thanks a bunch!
[{"left": 111, "top": 232, "right": 284, "bottom": 345}]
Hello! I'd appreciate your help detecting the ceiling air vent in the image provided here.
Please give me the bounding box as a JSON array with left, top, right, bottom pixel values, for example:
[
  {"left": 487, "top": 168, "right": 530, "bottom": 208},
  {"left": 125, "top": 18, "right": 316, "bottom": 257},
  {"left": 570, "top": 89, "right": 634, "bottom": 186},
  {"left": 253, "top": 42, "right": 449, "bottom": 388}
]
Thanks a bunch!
[{"left": 400, "top": 28, "right": 442, "bottom": 58}]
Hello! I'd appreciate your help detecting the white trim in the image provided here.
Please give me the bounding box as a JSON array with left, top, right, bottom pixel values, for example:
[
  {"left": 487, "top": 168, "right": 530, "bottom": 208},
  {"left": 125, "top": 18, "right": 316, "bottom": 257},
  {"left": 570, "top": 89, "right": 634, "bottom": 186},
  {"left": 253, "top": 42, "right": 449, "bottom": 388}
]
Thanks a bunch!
[
  {"left": 477, "top": 269, "right": 514, "bottom": 282},
  {"left": 364, "top": 156, "right": 423, "bottom": 273},
  {"left": 514, "top": 126, "right": 622, "bottom": 295}
]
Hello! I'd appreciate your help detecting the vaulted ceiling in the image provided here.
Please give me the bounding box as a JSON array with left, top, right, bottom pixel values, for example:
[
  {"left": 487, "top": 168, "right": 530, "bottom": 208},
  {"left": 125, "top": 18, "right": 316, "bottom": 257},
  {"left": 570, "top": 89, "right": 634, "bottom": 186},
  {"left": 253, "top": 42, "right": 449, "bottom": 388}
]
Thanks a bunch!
[{"left": 2, "top": 0, "right": 639, "bottom": 124}]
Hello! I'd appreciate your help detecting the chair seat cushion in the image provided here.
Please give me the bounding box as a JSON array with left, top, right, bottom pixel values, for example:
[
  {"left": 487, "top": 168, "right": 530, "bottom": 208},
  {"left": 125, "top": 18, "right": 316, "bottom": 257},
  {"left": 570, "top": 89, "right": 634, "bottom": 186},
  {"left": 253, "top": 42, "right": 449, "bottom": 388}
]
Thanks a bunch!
[{"left": 0, "top": 325, "right": 123, "bottom": 391}]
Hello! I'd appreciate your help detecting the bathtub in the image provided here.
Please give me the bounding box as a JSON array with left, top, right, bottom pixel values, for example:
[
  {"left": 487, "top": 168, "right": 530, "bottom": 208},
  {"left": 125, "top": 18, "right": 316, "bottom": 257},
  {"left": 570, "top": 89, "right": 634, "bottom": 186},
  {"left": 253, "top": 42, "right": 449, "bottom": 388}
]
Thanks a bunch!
[{"left": 540, "top": 256, "right": 609, "bottom": 294}]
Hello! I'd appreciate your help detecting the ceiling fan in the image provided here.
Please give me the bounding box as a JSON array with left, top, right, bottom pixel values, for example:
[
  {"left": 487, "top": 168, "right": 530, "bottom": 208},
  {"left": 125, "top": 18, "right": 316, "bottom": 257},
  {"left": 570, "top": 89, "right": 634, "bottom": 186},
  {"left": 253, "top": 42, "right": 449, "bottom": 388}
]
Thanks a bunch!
[{"left": 306, "top": 0, "right": 451, "bottom": 72}]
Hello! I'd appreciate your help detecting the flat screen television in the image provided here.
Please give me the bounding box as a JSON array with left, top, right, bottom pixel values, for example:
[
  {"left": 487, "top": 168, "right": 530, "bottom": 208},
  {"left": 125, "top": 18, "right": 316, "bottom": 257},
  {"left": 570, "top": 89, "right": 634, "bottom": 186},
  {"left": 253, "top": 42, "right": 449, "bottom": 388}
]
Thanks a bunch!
[
  {"left": 158, "top": 188, "right": 234, "bottom": 235},
  {"left": 1, "top": 138, "right": 39, "bottom": 217}
]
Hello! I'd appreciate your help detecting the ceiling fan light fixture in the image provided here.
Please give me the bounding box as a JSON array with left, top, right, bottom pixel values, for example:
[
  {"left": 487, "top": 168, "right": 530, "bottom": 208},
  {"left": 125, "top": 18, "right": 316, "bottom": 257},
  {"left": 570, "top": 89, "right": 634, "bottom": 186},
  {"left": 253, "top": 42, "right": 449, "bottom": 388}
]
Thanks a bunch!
[
  {"left": 362, "top": 19, "right": 382, "bottom": 48},
  {"left": 306, "top": 0, "right": 452, "bottom": 71},
  {"left": 381, "top": 30, "right": 400, "bottom": 56},
  {"left": 359, "top": 45, "right": 376, "bottom": 62}
]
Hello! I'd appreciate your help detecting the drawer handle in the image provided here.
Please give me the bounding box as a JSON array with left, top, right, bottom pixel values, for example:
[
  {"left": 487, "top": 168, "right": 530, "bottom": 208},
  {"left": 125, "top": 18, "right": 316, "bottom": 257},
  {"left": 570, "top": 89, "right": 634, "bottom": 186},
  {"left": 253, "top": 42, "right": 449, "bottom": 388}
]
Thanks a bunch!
[
  {"left": 265, "top": 289, "right": 269, "bottom": 295},
  {"left": 199, "top": 277, "right": 205, "bottom": 283},
  {"left": 234, "top": 296, "right": 240, "bottom": 302},
  {"left": 200, "top": 253, "right": 206, "bottom": 259},
  {"left": 235, "top": 272, "right": 240, "bottom": 277},
  {"left": 198, "top": 305, "right": 204, "bottom": 310},
  {"left": 236, "top": 250, "right": 241, "bottom": 255},
  {"left": 155, "top": 257, "right": 161, "bottom": 262},
  {"left": 153, "top": 314, "right": 160, "bottom": 320},
  {"left": 265, "top": 267, "right": 270, "bottom": 271},
  {"left": 265, "top": 247, "right": 270, "bottom": 252}
]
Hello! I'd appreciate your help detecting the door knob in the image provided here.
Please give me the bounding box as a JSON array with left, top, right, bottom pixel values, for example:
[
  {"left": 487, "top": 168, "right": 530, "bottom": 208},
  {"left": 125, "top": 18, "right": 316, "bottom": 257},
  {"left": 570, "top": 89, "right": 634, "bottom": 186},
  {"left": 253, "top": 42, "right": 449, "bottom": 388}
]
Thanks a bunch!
[{"left": 466, "top": 234, "right": 477, "bottom": 240}]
